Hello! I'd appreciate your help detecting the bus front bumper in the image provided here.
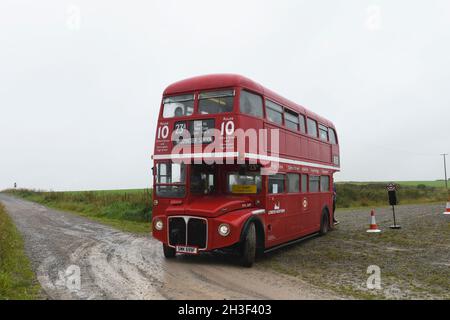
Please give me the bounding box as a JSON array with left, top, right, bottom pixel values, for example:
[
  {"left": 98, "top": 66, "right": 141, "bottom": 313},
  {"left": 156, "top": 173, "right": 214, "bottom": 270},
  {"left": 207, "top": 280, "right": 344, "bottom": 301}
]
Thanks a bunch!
[{"left": 152, "top": 211, "right": 253, "bottom": 253}]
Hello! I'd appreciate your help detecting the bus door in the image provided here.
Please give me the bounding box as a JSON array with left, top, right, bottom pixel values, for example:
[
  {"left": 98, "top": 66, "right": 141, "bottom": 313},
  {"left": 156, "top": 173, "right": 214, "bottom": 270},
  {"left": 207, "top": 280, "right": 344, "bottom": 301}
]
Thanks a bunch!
[
  {"left": 299, "top": 174, "right": 315, "bottom": 234},
  {"left": 266, "top": 174, "right": 289, "bottom": 244},
  {"left": 285, "top": 173, "right": 302, "bottom": 239},
  {"left": 303, "top": 175, "right": 321, "bottom": 234}
]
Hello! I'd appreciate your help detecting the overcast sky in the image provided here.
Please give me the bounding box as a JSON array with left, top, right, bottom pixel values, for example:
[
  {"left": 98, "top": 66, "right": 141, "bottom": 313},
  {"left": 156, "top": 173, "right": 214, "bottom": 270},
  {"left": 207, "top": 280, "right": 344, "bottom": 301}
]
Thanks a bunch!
[{"left": 1, "top": 0, "right": 449, "bottom": 191}]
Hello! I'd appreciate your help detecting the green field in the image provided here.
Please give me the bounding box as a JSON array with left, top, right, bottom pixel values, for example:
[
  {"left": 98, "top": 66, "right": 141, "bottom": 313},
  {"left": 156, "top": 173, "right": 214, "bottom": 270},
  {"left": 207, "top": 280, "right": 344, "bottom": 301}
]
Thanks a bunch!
[
  {"left": 0, "top": 204, "right": 40, "bottom": 300},
  {"left": 335, "top": 181, "right": 448, "bottom": 209},
  {"left": 4, "top": 189, "right": 153, "bottom": 234},
  {"left": 339, "top": 180, "right": 449, "bottom": 188}
]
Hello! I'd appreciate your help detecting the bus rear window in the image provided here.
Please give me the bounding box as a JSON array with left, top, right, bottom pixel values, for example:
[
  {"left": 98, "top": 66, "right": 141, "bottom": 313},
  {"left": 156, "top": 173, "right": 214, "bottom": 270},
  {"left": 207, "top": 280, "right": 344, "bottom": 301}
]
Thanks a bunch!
[
  {"left": 163, "top": 94, "right": 194, "bottom": 118},
  {"left": 199, "top": 90, "right": 235, "bottom": 115}
]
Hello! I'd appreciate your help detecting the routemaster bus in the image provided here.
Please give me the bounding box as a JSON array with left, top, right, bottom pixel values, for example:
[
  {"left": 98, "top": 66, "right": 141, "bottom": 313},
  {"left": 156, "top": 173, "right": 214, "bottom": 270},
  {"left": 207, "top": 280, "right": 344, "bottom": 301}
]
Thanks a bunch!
[{"left": 151, "top": 74, "right": 340, "bottom": 267}]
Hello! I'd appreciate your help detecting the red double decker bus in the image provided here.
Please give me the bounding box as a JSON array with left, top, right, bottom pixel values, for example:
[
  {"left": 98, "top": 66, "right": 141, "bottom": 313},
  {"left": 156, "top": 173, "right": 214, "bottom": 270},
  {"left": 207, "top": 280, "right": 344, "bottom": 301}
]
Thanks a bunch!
[{"left": 152, "top": 74, "right": 340, "bottom": 267}]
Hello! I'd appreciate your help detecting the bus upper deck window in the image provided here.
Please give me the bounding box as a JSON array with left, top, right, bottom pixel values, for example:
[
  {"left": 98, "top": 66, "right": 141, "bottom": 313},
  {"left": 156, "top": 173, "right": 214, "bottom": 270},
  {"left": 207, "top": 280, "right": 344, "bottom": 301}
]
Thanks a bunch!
[
  {"left": 199, "top": 90, "right": 235, "bottom": 115},
  {"left": 307, "top": 118, "right": 318, "bottom": 137},
  {"left": 299, "top": 114, "right": 306, "bottom": 133},
  {"left": 266, "top": 100, "right": 283, "bottom": 125},
  {"left": 285, "top": 109, "right": 299, "bottom": 131},
  {"left": 319, "top": 124, "right": 329, "bottom": 142},
  {"left": 240, "top": 90, "right": 263, "bottom": 118},
  {"left": 328, "top": 128, "right": 337, "bottom": 145},
  {"left": 163, "top": 94, "right": 194, "bottom": 118}
]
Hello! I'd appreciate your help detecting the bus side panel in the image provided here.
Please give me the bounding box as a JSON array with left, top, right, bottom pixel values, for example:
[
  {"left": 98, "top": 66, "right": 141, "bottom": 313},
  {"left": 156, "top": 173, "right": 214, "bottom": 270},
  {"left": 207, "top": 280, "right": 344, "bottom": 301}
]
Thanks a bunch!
[{"left": 285, "top": 131, "right": 302, "bottom": 158}]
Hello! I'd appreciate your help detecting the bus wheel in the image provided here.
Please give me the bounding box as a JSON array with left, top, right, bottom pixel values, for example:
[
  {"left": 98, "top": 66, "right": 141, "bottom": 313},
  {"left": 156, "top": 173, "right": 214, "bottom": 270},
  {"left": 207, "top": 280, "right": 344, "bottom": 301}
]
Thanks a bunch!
[
  {"left": 240, "top": 223, "right": 256, "bottom": 268},
  {"left": 319, "top": 210, "right": 330, "bottom": 236},
  {"left": 163, "top": 244, "right": 176, "bottom": 259}
]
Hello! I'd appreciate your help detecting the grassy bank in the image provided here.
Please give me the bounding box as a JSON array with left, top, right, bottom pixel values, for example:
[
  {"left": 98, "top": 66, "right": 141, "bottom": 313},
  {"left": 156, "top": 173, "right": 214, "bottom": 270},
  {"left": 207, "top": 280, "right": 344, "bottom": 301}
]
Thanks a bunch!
[
  {"left": 4, "top": 189, "right": 152, "bottom": 234},
  {"left": 336, "top": 182, "right": 448, "bottom": 208},
  {"left": 0, "top": 204, "right": 40, "bottom": 300}
]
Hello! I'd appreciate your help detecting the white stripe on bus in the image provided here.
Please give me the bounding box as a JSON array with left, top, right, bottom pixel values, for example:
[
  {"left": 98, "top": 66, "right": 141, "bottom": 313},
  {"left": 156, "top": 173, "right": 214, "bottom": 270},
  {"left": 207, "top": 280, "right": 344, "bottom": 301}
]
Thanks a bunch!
[{"left": 152, "top": 152, "right": 340, "bottom": 171}]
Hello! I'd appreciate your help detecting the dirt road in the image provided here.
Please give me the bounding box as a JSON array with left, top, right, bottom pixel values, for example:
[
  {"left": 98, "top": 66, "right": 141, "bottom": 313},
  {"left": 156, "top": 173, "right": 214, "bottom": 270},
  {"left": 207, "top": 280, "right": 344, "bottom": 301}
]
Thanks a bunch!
[{"left": 0, "top": 194, "right": 339, "bottom": 300}]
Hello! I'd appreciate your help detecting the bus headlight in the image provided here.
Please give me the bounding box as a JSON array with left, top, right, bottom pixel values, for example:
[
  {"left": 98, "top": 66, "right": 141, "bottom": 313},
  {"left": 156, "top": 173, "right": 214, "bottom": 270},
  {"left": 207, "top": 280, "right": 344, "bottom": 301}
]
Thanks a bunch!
[
  {"left": 218, "top": 223, "right": 230, "bottom": 237},
  {"left": 154, "top": 219, "right": 164, "bottom": 231}
]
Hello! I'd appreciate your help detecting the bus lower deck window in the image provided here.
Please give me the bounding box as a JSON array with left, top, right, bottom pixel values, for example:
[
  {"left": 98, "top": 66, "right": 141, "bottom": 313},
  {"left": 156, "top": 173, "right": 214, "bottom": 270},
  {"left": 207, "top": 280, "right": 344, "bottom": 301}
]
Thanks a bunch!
[
  {"left": 155, "top": 162, "right": 187, "bottom": 198},
  {"left": 191, "top": 165, "right": 216, "bottom": 195},
  {"left": 228, "top": 173, "right": 262, "bottom": 194},
  {"left": 301, "top": 174, "right": 308, "bottom": 192},
  {"left": 309, "top": 175, "right": 320, "bottom": 193},
  {"left": 321, "top": 176, "right": 330, "bottom": 192},
  {"left": 287, "top": 173, "right": 300, "bottom": 193},
  {"left": 269, "top": 174, "right": 285, "bottom": 194}
]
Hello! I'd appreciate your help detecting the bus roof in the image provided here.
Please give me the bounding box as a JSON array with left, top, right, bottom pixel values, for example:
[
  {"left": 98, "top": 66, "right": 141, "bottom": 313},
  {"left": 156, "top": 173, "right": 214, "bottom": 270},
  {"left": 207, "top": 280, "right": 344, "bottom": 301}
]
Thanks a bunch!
[{"left": 163, "top": 74, "right": 335, "bottom": 128}]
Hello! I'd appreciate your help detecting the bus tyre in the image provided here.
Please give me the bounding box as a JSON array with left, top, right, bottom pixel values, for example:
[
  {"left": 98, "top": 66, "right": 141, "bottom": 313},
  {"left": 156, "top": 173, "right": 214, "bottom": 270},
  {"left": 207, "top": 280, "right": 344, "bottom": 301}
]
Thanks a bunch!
[
  {"left": 319, "top": 210, "right": 330, "bottom": 236},
  {"left": 163, "top": 244, "right": 176, "bottom": 259},
  {"left": 240, "top": 223, "right": 256, "bottom": 268}
]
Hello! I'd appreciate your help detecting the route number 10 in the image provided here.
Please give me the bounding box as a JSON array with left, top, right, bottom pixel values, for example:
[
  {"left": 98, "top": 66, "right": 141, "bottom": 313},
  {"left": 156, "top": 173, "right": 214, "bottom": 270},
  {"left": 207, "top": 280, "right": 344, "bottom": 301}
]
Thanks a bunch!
[
  {"left": 221, "top": 121, "right": 234, "bottom": 136},
  {"left": 157, "top": 125, "right": 169, "bottom": 139}
]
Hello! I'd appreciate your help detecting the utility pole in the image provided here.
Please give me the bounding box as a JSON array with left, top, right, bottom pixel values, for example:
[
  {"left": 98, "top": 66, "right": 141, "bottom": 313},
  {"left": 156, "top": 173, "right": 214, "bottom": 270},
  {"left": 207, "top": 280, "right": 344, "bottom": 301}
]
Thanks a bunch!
[{"left": 441, "top": 154, "right": 448, "bottom": 190}]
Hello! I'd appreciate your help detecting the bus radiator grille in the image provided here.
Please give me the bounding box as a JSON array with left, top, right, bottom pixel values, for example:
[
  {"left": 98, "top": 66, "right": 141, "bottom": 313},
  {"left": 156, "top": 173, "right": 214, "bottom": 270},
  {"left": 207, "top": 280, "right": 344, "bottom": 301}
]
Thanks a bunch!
[
  {"left": 168, "top": 217, "right": 208, "bottom": 250},
  {"left": 187, "top": 218, "right": 207, "bottom": 249},
  {"left": 168, "top": 217, "right": 186, "bottom": 247}
]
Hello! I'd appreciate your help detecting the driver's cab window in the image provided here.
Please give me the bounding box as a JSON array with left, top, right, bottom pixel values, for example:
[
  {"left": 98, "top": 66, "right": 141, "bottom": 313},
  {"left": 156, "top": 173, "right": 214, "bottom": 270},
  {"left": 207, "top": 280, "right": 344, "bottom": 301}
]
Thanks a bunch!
[{"left": 190, "top": 164, "right": 216, "bottom": 195}]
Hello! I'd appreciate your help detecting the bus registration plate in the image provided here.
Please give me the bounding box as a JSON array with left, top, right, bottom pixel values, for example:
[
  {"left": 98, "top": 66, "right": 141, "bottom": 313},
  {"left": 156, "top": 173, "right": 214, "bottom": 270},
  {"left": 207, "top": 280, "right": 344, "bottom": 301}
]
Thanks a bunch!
[{"left": 176, "top": 246, "right": 199, "bottom": 255}]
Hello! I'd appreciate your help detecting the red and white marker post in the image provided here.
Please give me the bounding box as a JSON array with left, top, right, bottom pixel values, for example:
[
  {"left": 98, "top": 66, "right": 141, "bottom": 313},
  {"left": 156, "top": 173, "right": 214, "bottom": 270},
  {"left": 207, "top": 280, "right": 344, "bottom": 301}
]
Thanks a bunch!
[
  {"left": 367, "top": 210, "right": 381, "bottom": 233},
  {"left": 444, "top": 201, "right": 450, "bottom": 215}
]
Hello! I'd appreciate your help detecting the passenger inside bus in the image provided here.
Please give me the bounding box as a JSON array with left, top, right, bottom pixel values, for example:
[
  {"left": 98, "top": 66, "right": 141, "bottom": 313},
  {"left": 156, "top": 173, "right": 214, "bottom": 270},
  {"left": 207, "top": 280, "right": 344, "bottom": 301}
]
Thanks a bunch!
[{"left": 174, "top": 106, "right": 184, "bottom": 117}]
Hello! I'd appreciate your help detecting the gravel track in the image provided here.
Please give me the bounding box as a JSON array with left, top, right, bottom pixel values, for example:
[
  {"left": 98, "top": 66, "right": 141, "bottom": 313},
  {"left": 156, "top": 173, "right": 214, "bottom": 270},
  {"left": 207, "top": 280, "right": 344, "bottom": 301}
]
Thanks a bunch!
[{"left": 0, "top": 194, "right": 339, "bottom": 300}]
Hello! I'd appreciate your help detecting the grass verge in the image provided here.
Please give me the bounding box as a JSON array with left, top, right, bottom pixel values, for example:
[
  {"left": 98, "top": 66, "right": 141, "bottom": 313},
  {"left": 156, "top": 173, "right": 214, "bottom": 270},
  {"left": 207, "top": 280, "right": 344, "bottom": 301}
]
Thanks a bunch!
[
  {"left": 335, "top": 182, "right": 448, "bottom": 208},
  {"left": 4, "top": 189, "right": 152, "bottom": 235},
  {"left": 0, "top": 203, "right": 40, "bottom": 300}
]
